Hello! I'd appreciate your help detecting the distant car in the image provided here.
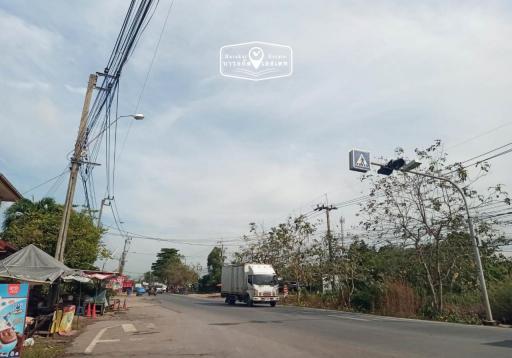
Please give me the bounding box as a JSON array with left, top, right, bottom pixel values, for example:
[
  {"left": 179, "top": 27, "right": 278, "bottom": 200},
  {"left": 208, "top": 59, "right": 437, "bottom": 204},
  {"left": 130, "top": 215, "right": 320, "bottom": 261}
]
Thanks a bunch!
[
  {"left": 155, "top": 287, "right": 164, "bottom": 294},
  {"left": 135, "top": 287, "right": 146, "bottom": 296}
]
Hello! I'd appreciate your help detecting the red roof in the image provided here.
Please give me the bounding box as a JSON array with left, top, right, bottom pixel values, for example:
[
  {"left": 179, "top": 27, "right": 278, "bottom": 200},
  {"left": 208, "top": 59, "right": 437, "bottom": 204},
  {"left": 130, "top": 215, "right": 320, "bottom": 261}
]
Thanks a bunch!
[{"left": 0, "top": 240, "right": 17, "bottom": 252}]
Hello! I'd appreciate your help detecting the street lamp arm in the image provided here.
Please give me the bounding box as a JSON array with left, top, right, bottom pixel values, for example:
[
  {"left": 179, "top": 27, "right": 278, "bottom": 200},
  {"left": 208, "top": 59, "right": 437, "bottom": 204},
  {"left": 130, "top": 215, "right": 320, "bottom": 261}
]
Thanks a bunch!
[{"left": 85, "top": 113, "right": 145, "bottom": 148}]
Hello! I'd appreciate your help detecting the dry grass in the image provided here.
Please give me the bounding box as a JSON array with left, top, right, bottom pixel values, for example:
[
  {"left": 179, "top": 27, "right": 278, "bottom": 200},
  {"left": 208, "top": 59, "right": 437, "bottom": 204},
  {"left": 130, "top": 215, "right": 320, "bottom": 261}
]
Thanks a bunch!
[{"left": 376, "top": 280, "right": 421, "bottom": 318}]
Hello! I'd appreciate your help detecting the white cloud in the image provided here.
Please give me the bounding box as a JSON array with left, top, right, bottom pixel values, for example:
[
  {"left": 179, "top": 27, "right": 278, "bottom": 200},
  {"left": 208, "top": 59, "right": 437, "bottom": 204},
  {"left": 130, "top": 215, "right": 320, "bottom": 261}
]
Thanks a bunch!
[{"left": 64, "top": 84, "right": 86, "bottom": 95}]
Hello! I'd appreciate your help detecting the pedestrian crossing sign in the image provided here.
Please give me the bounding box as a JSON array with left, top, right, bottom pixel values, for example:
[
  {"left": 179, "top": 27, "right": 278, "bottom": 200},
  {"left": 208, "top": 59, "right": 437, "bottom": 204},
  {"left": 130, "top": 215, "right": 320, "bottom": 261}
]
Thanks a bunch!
[{"left": 349, "top": 149, "right": 371, "bottom": 172}]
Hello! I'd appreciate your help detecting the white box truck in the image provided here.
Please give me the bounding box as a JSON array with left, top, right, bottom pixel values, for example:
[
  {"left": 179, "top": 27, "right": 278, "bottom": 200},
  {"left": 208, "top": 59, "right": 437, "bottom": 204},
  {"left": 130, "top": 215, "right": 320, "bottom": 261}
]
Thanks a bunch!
[{"left": 221, "top": 263, "right": 279, "bottom": 307}]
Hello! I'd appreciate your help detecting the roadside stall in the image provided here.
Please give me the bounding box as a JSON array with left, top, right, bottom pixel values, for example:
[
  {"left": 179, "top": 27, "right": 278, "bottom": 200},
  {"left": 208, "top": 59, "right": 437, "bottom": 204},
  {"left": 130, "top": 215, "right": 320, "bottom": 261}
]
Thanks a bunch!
[
  {"left": 80, "top": 271, "right": 123, "bottom": 314},
  {"left": 0, "top": 244, "right": 80, "bottom": 340}
]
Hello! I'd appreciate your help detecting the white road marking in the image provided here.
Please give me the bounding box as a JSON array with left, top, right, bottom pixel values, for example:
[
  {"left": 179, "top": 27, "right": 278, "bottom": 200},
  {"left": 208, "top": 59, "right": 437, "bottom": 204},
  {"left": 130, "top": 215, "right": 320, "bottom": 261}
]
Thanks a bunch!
[
  {"left": 84, "top": 326, "right": 120, "bottom": 354},
  {"left": 328, "top": 314, "right": 369, "bottom": 321},
  {"left": 146, "top": 323, "right": 156, "bottom": 329},
  {"left": 122, "top": 323, "right": 137, "bottom": 333}
]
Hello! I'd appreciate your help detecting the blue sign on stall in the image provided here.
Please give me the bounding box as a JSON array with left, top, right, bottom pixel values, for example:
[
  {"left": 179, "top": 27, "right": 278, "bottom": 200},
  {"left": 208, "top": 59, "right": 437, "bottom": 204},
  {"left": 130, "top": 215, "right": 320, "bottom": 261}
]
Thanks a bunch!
[
  {"left": 349, "top": 149, "right": 371, "bottom": 172},
  {"left": 0, "top": 283, "right": 29, "bottom": 357}
]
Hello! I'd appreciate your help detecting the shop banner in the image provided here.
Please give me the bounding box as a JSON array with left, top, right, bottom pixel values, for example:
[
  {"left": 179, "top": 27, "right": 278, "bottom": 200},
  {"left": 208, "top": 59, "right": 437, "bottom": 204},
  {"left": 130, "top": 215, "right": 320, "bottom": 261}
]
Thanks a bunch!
[
  {"left": 0, "top": 283, "right": 29, "bottom": 358},
  {"left": 50, "top": 305, "right": 75, "bottom": 336}
]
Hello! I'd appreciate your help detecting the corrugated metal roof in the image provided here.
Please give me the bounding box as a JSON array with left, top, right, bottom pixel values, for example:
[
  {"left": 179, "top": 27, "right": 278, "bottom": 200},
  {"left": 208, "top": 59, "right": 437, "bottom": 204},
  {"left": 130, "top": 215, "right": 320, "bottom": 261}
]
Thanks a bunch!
[{"left": 0, "top": 174, "right": 22, "bottom": 202}]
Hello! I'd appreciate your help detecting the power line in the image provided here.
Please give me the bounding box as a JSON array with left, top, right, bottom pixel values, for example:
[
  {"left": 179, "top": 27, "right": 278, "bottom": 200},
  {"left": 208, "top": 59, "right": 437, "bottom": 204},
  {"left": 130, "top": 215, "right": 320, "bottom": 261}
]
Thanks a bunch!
[
  {"left": 456, "top": 141, "right": 512, "bottom": 166},
  {"left": 446, "top": 121, "right": 512, "bottom": 150},
  {"left": 116, "top": 0, "right": 176, "bottom": 166},
  {"left": 105, "top": 231, "right": 241, "bottom": 247},
  {"left": 135, "top": 0, "right": 175, "bottom": 113},
  {"left": 22, "top": 169, "right": 68, "bottom": 195}
]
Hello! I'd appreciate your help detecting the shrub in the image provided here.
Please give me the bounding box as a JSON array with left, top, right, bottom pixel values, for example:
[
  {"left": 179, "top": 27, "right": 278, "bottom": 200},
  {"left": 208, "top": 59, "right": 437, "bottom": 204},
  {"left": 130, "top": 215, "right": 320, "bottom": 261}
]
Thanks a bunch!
[{"left": 490, "top": 280, "right": 512, "bottom": 324}]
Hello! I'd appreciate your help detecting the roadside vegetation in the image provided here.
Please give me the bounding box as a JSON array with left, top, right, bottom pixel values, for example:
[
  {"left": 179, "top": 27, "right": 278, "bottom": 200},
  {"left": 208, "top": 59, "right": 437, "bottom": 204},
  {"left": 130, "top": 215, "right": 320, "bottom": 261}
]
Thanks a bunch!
[
  {"left": 22, "top": 340, "right": 65, "bottom": 358},
  {"left": 1, "top": 197, "right": 108, "bottom": 268},
  {"left": 145, "top": 248, "right": 199, "bottom": 290},
  {"left": 232, "top": 141, "right": 512, "bottom": 324}
]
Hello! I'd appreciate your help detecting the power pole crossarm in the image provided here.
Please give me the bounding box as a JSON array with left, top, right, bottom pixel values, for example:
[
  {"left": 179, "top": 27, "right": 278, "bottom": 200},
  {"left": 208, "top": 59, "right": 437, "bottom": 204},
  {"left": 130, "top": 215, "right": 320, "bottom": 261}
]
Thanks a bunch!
[{"left": 55, "top": 74, "right": 97, "bottom": 262}]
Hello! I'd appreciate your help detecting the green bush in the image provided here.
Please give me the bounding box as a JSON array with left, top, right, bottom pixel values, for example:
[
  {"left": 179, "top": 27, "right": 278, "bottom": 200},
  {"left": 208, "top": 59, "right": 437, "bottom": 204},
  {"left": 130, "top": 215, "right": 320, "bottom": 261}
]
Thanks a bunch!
[
  {"left": 351, "top": 287, "right": 377, "bottom": 312},
  {"left": 490, "top": 280, "right": 512, "bottom": 324}
]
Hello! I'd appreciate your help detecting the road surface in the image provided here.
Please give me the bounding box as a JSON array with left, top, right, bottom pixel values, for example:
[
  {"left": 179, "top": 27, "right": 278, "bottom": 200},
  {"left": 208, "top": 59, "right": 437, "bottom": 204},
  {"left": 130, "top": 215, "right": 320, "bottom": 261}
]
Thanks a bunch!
[{"left": 69, "top": 294, "right": 511, "bottom": 357}]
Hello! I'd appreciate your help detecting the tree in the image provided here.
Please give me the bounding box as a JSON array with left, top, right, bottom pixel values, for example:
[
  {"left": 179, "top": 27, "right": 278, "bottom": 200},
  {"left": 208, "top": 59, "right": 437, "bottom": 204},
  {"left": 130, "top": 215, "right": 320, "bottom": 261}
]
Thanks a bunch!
[
  {"left": 207, "top": 247, "right": 224, "bottom": 284},
  {"left": 150, "top": 248, "right": 198, "bottom": 289},
  {"left": 1, "top": 197, "right": 106, "bottom": 269},
  {"left": 199, "top": 247, "right": 225, "bottom": 291},
  {"left": 151, "top": 248, "right": 182, "bottom": 284},
  {"left": 234, "top": 217, "right": 320, "bottom": 291},
  {"left": 358, "top": 141, "right": 510, "bottom": 313},
  {"left": 164, "top": 261, "right": 199, "bottom": 288}
]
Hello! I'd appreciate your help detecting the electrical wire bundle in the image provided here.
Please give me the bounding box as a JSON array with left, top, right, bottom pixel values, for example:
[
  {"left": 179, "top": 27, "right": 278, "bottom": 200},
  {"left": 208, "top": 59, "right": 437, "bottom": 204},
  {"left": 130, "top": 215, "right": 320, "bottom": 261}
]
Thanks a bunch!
[{"left": 77, "top": 0, "right": 159, "bottom": 216}]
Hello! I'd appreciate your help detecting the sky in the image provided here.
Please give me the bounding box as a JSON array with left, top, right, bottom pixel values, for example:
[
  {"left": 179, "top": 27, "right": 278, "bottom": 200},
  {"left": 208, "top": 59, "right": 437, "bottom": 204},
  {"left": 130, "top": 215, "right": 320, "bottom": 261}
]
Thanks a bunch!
[{"left": 0, "top": 0, "right": 511, "bottom": 276}]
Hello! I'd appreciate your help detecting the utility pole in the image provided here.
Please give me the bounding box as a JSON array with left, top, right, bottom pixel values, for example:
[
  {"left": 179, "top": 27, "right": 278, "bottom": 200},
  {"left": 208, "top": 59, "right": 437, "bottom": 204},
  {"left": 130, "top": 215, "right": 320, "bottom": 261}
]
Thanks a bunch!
[
  {"left": 217, "top": 239, "right": 225, "bottom": 263},
  {"left": 96, "top": 197, "right": 112, "bottom": 228},
  {"left": 339, "top": 216, "right": 345, "bottom": 253},
  {"left": 118, "top": 236, "right": 132, "bottom": 275},
  {"left": 315, "top": 204, "right": 338, "bottom": 264},
  {"left": 315, "top": 204, "right": 338, "bottom": 291},
  {"left": 55, "top": 74, "right": 97, "bottom": 262}
]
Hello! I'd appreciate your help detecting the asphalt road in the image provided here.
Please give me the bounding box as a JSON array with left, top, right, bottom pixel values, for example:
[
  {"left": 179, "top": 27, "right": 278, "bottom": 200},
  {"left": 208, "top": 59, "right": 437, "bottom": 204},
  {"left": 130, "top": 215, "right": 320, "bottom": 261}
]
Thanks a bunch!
[
  {"left": 158, "top": 294, "right": 511, "bottom": 358},
  {"left": 68, "top": 294, "right": 512, "bottom": 357}
]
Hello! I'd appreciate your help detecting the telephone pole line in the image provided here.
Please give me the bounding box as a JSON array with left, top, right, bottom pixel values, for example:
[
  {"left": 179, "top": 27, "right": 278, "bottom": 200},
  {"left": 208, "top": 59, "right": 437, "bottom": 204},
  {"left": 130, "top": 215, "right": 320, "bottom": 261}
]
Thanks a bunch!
[{"left": 55, "top": 73, "right": 97, "bottom": 262}]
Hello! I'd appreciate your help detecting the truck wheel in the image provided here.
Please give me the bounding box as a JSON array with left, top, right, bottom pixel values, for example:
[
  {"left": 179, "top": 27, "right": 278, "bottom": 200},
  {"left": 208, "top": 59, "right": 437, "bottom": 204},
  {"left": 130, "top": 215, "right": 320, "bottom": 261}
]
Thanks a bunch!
[
  {"left": 228, "top": 296, "right": 236, "bottom": 305},
  {"left": 270, "top": 301, "right": 277, "bottom": 307},
  {"left": 245, "top": 296, "right": 253, "bottom": 307}
]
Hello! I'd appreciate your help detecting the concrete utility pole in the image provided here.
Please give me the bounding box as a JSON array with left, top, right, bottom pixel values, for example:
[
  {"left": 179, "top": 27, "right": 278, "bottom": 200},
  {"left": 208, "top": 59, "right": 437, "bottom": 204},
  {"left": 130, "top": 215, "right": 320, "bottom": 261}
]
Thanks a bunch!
[
  {"left": 217, "top": 239, "right": 225, "bottom": 263},
  {"left": 96, "top": 197, "right": 111, "bottom": 228},
  {"left": 315, "top": 204, "right": 338, "bottom": 264},
  {"left": 339, "top": 216, "right": 345, "bottom": 252},
  {"left": 118, "top": 236, "right": 132, "bottom": 275},
  {"left": 55, "top": 74, "right": 97, "bottom": 262},
  {"left": 315, "top": 204, "right": 338, "bottom": 290}
]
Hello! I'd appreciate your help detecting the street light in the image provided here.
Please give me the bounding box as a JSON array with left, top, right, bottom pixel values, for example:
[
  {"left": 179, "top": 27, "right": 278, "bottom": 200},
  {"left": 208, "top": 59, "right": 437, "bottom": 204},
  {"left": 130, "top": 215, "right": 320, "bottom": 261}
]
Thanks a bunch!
[
  {"left": 85, "top": 113, "right": 145, "bottom": 148},
  {"left": 371, "top": 158, "right": 495, "bottom": 325},
  {"left": 119, "top": 113, "right": 144, "bottom": 120}
]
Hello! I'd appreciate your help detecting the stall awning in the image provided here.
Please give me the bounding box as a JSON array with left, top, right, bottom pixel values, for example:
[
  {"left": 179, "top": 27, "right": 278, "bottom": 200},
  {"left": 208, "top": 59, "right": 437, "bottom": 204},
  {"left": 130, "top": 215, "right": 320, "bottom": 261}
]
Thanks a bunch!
[
  {"left": 0, "top": 244, "right": 74, "bottom": 283},
  {"left": 82, "top": 272, "right": 115, "bottom": 280}
]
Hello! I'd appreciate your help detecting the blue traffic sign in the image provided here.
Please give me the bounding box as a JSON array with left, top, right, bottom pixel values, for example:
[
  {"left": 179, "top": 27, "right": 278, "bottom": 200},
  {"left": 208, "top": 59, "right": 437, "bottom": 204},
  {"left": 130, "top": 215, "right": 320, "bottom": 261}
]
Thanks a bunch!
[{"left": 349, "top": 149, "right": 371, "bottom": 172}]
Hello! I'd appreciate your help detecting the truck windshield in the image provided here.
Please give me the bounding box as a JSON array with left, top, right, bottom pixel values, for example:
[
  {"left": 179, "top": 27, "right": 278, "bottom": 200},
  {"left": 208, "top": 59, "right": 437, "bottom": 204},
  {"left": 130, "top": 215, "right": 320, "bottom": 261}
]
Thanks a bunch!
[{"left": 250, "top": 275, "right": 277, "bottom": 286}]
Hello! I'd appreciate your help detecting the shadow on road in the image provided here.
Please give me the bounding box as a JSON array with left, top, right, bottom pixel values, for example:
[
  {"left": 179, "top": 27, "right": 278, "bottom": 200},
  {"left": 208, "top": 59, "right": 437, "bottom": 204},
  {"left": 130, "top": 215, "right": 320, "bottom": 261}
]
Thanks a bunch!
[
  {"left": 194, "top": 301, "right": 272, "bottom": 308},
  {"left": 484, "top": 340, "right": 512, "bottom": 348}
]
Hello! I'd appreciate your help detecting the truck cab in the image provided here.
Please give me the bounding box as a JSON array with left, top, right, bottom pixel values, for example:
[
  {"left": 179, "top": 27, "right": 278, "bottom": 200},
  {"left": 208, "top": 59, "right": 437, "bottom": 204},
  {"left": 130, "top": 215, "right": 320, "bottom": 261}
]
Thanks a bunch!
[{"left": 221, "top": 264, "right": 280, "bottom": 307}]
